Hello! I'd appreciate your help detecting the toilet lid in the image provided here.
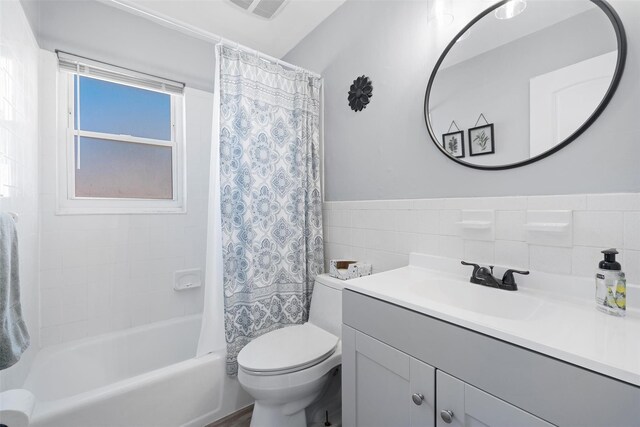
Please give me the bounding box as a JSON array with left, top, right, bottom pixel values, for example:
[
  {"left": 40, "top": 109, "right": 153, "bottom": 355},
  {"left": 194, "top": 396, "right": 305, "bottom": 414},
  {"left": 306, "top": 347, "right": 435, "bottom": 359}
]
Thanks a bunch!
[{"left": 238, "top": 323, "right": 338, "bottom": 374}]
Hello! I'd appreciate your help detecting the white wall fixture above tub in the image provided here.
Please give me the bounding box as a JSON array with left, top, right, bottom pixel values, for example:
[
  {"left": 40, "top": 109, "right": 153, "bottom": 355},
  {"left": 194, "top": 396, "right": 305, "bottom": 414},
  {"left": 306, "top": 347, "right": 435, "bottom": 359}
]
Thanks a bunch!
[{"left": 174, "top": 269, "right": 202, "bottom": 291}]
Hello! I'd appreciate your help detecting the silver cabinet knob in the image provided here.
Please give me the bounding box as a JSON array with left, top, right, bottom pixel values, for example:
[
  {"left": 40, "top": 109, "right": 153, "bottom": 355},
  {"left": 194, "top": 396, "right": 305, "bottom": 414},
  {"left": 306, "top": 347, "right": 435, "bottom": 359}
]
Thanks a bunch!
[
  {"left": 440, "top": 410, "right": 454, "bottom": 423},
  {"left": 411, "top": 393, "right": 425, "bottom": 405}
]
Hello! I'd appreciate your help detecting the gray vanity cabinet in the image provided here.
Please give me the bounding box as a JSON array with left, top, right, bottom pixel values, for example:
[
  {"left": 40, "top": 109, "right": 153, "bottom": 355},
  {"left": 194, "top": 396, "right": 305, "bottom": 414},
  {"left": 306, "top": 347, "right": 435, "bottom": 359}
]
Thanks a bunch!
[
  {"left": 342, "top": 325, "right": 435, "bottom": 427},
  {"left": 342, "top": 289, "right": 640, "bottom": 427},
  {"left": 436, "top": 371, "right": 552, "bottom": 427}
]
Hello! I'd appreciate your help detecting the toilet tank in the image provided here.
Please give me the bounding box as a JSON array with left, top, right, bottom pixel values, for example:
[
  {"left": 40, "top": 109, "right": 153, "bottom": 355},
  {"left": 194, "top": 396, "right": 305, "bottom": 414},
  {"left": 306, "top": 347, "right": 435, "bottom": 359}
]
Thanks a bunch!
[{"left": 308, "top": 274, "right": 346, "bottom": 338}]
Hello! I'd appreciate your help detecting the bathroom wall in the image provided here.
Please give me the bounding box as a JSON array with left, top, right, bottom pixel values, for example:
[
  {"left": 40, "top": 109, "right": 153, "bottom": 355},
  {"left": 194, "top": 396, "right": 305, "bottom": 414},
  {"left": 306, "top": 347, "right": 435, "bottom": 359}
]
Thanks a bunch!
[
  {"left": 323, "top": 193, "right": 640, "bottom": 284},
  {"left": 23, "top": 0, "right": 216, "bottom": 92},
  {"left": 38, "top": 52, "right": 212, "bottom": 346},
  {"left": 0, "top": 0, "right": 40, "bottom": 390},
  {"left": 284, "top": 0, "right": 640, "bottom": 200}
]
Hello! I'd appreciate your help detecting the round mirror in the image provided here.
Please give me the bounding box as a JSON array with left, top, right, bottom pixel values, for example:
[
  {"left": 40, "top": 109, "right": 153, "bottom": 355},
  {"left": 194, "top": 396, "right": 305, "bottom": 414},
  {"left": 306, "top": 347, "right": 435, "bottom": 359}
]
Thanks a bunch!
[{"left": 424, "top": 0, "right": 626, "bottom": 170}]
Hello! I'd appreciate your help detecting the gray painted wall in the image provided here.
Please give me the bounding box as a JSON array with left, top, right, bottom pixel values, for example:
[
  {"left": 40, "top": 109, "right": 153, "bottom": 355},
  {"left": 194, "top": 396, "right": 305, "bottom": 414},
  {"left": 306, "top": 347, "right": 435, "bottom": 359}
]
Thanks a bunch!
[
  {"left": 284, "top": 0, "right": 640, "bottom": 201},
  {"left": 23, "top": 0, "right": 216, "bottom": 92}
]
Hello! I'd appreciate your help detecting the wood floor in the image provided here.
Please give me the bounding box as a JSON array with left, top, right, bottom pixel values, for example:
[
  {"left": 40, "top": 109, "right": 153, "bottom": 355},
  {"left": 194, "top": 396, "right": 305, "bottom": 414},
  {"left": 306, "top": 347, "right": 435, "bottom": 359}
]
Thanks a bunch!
[{"left": 206, "top": 405, "right": 253, "bottom": 427}]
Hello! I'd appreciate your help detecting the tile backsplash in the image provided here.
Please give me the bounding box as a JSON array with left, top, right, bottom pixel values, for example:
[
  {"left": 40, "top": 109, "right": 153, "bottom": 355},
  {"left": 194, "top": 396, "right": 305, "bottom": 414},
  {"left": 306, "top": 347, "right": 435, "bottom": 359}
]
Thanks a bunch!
[{"left": 323, "top": 193, "right": 640, "bottom": 284}]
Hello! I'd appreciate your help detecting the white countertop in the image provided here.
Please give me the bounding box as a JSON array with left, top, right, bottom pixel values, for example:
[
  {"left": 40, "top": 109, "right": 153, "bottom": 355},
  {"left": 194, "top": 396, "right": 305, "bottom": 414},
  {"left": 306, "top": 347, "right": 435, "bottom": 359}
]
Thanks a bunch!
[{"left": 344, "top": 253, "right": 640, "bottom": 387}]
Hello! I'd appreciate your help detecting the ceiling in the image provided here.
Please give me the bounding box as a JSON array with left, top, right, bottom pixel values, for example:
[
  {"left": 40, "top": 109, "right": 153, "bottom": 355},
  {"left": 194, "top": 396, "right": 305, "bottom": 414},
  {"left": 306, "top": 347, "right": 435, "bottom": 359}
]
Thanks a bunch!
[{"left": 101, "top": 0, "right": 347, "bottom": 58}]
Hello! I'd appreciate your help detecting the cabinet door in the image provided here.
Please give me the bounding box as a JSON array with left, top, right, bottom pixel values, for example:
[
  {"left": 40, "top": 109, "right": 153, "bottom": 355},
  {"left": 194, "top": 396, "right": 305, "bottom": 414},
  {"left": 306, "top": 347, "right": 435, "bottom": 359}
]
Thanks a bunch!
[
  {"left": 343, "top": 326, "right": 435, "bottom": 427},
  {"left": 436, "top": 371, "right": 553, "bottom": 427}
]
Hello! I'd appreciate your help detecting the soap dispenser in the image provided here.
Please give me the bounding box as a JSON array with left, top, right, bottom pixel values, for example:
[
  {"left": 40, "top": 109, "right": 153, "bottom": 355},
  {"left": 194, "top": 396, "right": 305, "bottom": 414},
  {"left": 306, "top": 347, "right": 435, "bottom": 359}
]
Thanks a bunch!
[{"left": 595, "top": 249, "right": 626, "bottom": 317}]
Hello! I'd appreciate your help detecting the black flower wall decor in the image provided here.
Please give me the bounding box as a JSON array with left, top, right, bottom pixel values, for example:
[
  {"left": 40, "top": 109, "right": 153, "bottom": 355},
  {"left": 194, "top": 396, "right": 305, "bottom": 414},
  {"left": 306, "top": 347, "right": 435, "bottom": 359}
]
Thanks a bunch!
[{"left": 348, "top": 75, "right": 373, "bottom": 112}]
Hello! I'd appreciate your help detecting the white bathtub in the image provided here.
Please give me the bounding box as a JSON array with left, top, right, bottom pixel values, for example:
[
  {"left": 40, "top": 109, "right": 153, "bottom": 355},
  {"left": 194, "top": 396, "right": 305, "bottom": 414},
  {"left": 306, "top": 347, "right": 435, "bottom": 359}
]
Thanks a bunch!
[{"left": 22, "top": 315, "right": 251, "bottom": 427}]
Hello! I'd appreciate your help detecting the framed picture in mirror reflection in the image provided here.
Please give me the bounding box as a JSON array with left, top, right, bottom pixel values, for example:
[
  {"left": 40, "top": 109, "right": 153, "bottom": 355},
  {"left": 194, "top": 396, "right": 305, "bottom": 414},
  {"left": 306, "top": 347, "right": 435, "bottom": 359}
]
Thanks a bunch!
[
  {"left": 469, "top": 124, "right": 495, "bottom": 156},
  {"left": 442, "top": 130, "right": 465, "bottom": 158}
]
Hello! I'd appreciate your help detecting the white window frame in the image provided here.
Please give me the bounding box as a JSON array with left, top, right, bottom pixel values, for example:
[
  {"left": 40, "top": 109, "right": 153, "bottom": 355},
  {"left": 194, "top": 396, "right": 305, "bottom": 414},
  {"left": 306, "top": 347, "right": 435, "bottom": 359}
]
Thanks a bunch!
[{"left": 56, "top": 68, "right": 186, "bottom": 215}]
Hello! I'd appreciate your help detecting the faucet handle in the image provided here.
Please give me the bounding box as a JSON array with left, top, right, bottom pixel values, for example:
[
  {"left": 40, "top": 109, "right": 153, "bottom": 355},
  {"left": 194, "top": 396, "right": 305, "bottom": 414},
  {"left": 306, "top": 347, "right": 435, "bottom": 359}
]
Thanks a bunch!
[
  {"left": 502, "top": 269, "right": 530, "bottom": 290},
  {"left": 461, "top": 260, "right": 481, "bottom": 272},
  {"left": 461, "top": 260, "right": 480, "bottom": 267},
  {"left": 461, "top": 261, "right": 482, "bottom": 284}
]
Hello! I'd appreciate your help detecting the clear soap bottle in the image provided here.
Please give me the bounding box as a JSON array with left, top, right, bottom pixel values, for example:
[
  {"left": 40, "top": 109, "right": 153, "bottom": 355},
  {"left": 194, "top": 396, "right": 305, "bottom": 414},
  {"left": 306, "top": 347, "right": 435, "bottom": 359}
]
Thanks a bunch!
[{"left": 595, "top": 249, "right": 626, "bottom": 317}]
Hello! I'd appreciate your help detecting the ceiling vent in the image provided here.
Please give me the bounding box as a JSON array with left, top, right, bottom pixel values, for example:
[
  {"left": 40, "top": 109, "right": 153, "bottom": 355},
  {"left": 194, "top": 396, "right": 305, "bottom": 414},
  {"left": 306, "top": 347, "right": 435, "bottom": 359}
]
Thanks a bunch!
[{"left": 227, "top": 0, "right": 289, "bottom": 19}]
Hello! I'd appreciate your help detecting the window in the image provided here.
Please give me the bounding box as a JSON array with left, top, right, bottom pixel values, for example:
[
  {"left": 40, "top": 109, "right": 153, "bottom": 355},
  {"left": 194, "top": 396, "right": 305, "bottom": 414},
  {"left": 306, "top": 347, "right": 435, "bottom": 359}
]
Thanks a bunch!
[{"left": 56, "top": 52, "right": 186, "bottom": 214}]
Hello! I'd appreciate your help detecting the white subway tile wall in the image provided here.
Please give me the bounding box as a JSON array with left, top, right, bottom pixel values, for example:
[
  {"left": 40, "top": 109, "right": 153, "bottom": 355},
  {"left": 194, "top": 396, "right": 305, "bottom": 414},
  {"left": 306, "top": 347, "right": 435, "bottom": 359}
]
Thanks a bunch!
[
  {"left": 323, "top": 193, "right": 640, "bottom": 284},
  {"left": 38, "top": 60, "right": 212, "bottom": 346},
  {"left": 0, "top": 0, "right": 40, "bottom": 390}
]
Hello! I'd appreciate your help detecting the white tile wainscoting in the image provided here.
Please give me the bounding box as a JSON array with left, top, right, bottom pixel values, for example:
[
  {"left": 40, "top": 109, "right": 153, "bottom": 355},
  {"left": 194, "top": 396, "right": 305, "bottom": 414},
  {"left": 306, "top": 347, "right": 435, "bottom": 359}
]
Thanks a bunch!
[
  {"left": 38, "top": 59, "right": 213, "bottom": 347},
  {"left": 0, "top": 0, "right": 41, "bottom": 391},
  {"left": 323, "top": 193, "right": 640, "bottom": 284}
]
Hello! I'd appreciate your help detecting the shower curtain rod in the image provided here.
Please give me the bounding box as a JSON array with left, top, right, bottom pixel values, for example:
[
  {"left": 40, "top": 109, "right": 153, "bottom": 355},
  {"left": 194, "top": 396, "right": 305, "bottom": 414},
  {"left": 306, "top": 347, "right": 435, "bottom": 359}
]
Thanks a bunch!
[{"left": 103, "top": 0, "right": 323, "bottom": 79}]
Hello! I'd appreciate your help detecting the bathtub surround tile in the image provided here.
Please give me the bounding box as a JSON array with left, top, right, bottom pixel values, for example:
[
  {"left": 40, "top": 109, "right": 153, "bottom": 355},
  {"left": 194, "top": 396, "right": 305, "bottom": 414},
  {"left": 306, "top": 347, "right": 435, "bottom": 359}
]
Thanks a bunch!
[
  {"left": 323, "top": 193, "right": 640, "bottom": 283},
  {"left": 40, "top": 304, "right": 63, "bottom": 327},
  {"left": 40, "top": 269, "right": 64, "bottom": 289},
  {"left": 37, "top": 76, "right": 213, "bottom": 345},
  {"left": 40, "top": 327, "right": 61, "bottom": 348},
  {"left": 61, "top": 303, "right": 89, "bottom": 324},
  {"left": 59, "top": 321, "right": 89, "bottom": 342},
  {"left": 0, "top": 0, "right": 40, "bottom": 391}
]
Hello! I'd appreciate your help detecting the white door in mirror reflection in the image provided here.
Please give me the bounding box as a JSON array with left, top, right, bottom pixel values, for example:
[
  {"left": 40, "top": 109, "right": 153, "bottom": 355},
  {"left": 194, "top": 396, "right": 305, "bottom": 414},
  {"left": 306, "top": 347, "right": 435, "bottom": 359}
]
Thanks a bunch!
[{"left": 529, "top": 50, "right": 616, "bottom": 157}]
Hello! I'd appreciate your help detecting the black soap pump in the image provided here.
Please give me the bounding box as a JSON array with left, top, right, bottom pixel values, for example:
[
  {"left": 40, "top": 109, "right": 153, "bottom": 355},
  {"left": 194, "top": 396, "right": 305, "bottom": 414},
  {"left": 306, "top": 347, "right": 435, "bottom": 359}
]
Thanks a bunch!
[{"left": 595, "top": 249, "right": 626, "bottom": 316}]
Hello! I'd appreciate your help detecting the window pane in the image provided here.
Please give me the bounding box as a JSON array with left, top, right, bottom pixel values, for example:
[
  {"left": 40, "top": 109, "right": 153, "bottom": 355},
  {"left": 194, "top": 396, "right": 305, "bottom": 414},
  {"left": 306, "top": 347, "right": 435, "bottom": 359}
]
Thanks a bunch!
[
  {"left": 75, "top": 76, "right": 171, "bottom": 141},
  {"left": 75, "top": 137, "right": 173, "bottom": 199}
]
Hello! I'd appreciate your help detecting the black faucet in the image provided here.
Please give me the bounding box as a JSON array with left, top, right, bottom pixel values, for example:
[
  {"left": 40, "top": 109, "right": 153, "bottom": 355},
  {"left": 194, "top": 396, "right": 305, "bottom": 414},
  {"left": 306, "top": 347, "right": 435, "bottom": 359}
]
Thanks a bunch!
[{"left": 461, "top": 261, "right": 529, "bottom": 291}]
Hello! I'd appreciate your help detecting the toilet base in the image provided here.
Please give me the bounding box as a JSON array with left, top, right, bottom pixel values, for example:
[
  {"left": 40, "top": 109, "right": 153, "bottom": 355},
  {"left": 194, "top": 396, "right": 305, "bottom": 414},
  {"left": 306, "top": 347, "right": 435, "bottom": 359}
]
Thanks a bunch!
[{"left": 250, "top": 402, "right": 306, "bottom": 427}]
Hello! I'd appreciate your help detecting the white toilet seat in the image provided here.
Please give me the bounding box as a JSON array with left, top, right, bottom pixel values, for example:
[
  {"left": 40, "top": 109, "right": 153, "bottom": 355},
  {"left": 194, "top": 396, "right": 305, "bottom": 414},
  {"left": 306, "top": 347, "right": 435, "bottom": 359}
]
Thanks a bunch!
[
  {"left": 238, "top": 340, "right": 342, "bottom": 393},
  {"left": 238, "top": 323, "right": 339, "bottom": 376}
]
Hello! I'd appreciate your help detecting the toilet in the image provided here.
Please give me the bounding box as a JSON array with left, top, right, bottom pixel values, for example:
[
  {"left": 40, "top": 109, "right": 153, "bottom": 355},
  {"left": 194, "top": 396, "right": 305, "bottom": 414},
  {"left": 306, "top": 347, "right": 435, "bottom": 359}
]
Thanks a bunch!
[{"left": 237, "top": 274, "right": 345, "bottom": 427}]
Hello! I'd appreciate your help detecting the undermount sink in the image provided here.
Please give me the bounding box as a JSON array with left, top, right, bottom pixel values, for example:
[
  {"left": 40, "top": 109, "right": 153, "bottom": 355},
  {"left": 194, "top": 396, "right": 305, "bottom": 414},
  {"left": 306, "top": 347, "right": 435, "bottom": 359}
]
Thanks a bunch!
[{"left": 408, "top": 278, "right": 544, "bottom": 321}]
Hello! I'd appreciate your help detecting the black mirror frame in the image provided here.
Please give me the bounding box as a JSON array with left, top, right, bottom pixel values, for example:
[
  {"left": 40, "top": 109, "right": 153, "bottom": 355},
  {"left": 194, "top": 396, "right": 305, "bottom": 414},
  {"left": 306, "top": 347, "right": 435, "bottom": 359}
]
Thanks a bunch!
[{"left": 424, "top": 0, "right": 627, "bottom": 171}]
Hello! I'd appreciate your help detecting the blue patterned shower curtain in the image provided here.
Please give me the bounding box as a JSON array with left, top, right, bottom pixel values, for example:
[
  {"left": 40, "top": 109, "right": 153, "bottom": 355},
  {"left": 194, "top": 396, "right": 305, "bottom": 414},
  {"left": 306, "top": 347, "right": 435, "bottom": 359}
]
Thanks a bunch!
[{"left": 216, "top": 46, "right": 324, "bottom": 375}]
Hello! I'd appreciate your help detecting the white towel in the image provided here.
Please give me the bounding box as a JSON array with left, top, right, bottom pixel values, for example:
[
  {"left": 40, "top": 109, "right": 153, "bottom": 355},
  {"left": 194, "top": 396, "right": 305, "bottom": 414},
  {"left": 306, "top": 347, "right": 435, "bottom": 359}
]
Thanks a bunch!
[{"left": 0, "top": 213, "right": 30, "bottom": 370}]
